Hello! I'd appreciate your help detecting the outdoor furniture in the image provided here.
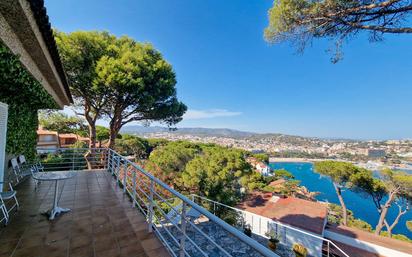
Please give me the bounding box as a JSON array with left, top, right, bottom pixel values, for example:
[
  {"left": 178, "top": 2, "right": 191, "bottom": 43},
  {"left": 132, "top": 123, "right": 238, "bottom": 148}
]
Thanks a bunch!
[
  {"left": 10, "top": 158, "right": 21, "bottom": 184},
  {"left": 18, "top": 155, "right": 44, "bottom": 174},
  {"left": 0, "top": 182, "right": 19, "bottom": 225},
  {"left": 10, "top": 155, "right": 34, "bottom": 184},
  {"left": 30, "top": 165, "right": 42, "bottom": 190},
  {"left": 32, "top": 171, "right": 77, "bottom": 220}
]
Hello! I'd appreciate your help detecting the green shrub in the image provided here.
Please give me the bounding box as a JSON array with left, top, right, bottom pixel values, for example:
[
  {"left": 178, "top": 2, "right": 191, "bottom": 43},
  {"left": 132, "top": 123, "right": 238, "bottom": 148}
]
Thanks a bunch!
[
  {"left": 380, "top": 231, "right": 412, "bottom": 242},
  {"left": 0, "top": 42, "right": 57, "bottom": 160}
]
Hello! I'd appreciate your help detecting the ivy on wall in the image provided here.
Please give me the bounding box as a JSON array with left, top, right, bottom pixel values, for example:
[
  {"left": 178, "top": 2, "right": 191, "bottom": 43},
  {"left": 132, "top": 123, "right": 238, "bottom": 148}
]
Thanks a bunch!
[{"left": 0, "top": 42, "right": 57, "bottom": 160}]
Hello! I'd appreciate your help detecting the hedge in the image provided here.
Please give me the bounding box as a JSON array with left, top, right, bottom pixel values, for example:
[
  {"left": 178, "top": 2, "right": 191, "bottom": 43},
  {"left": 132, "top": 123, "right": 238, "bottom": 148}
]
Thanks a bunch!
[{"left": 0, "top": 42, "right": 57, "bottom": 160}]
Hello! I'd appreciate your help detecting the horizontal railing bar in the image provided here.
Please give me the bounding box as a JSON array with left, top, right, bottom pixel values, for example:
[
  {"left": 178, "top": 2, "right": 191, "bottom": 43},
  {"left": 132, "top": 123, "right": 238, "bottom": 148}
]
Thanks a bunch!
[
  {"left": 109, "top": 149, "right": 278, "bottom": 257},
  {"left": 192, "top": 194, "right": 349, "bottom": 257}
]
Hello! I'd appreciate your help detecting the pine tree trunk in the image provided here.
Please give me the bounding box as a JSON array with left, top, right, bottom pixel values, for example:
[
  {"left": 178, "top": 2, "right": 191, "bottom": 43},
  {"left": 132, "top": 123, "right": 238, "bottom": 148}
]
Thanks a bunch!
[
  {"left": 333, "top": 183, "right": 348, "bottom": 226},
  {"left": 375, "top": 191, "right": 396, "bottom": 235},
  {"left": 89, "top": 124, "right": 96, "bottom": 148},
  {"left": 108, "top": 121, "right": 121, "bottom": 149}
]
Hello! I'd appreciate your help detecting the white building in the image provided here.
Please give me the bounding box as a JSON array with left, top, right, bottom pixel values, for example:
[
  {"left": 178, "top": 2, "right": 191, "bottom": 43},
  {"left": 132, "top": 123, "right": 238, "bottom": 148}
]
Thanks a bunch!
[{"left": 256, "top": 162, "right": 271, "bottom": 176}]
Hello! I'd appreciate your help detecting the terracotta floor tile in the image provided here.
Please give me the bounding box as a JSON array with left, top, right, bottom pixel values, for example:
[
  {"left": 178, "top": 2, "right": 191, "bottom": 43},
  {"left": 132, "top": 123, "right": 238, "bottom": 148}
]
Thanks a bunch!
[
  {"left": 140, "top": 237, "right": 163, "bottom": 253},
  {"left": 69, "top": 245, "right": 94, "bottom": 257},
  {"left": 0, "top": 239, "right": 19, "bottom": 254},
  {"left": 145, "top": 247, "right": 170, "bottom": 257},
  {"left": 0, "top": 171, "right": 170, "bottom": 257},
  {"left": 93, "top": 237, "right": 118, "bottom": 253}
]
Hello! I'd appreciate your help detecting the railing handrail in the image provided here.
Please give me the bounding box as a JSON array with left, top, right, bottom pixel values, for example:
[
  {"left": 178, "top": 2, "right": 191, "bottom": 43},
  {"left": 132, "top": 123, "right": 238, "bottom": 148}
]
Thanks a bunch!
[
  {"left": 191, "top": 194, "right": 350, "bottom": 257},
  {"left": 107, "top": 148, "right": 280, "bottom": 257}
]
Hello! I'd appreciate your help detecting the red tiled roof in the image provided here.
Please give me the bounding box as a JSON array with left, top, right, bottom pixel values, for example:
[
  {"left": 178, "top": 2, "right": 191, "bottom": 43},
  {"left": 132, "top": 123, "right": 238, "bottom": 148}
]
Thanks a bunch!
[
  {"left": 37, "top": 129, "right": 58, "bottom": 135},
  {"left": 237, "top": 192, "right": 328, "bottom": 235},
  {"left": 269, "top": 179, "right": 286, "bottom": 187},
  {"left": 58, "top": 133, "right": 78, "bottom": 138}
]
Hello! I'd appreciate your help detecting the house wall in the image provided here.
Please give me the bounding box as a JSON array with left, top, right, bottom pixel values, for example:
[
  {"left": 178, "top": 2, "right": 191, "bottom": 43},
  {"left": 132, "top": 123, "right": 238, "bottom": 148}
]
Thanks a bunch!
[
  {"left": 324, "top": 230, "right": 412, "bottom": 257},
  {"left": 241, "top": 211, "right": 324, "bottom": 257}
]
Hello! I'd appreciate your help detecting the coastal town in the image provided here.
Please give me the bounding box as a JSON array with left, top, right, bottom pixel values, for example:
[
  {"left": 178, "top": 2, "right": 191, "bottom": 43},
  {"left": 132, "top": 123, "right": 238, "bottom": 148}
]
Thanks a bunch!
[
  {"left": 1, "top": 1, "right": 412, "bottom": 257},
  {"left": 130, "top": 130, "right": 412, "bottom": 170}
]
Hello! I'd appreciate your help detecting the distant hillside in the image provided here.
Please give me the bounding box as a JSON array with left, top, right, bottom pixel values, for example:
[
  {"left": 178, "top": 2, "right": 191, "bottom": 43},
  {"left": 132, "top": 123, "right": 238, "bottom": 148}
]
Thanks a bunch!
[
  {"left": 120, "top": 125, "right": 255, "bottom": 138},
  {"left": 120, "top": 125, "right": 359, "bottom": 142}
]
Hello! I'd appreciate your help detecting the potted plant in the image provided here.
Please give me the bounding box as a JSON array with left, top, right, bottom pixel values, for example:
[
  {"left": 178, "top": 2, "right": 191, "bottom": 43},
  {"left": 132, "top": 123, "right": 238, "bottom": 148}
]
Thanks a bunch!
[
  {"left": 243, "top": 224, "right": 252, "bottom": 237},
  {"left": 292, "top": 243, "right": 308, "bottom": 257},
  {"left": 265, "top": 230, "right": 280, "bottom": 251}
]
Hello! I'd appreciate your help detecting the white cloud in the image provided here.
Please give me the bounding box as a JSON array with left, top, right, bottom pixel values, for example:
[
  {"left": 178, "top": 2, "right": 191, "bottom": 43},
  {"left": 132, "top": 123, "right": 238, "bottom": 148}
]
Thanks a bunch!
[{"left": 183, "top": 109, "right": 242, "bottom": 120}]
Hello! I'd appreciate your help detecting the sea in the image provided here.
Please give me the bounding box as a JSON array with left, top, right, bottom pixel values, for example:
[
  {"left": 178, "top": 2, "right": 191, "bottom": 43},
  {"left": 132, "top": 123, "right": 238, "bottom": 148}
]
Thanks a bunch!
[{"left": 269, "top": 162, "right": 412, "bottom": 238}]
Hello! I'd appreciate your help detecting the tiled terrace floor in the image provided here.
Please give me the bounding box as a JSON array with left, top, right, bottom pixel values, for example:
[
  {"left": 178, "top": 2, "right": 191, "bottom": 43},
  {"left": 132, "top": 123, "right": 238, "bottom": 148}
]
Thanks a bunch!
[{"left": 0, "top": 170, "right": 171, "bottom": 257}]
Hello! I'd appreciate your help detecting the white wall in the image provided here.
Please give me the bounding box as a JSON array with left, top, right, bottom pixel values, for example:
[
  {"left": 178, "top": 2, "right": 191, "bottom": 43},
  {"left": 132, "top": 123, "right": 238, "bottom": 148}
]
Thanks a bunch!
[
  {"left": 241, "top": 211, "right": 324, "bottom": 257},
  {"left": 0, "top": 102, "right": 8, "bottom": 191},
  {"left": 325, "top": 230, "right": 412, "bottom": 257}
]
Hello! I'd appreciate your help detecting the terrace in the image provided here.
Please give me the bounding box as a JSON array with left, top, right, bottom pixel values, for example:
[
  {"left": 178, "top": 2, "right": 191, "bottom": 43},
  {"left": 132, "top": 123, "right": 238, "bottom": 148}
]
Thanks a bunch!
[
  {"left": 0, "top": 148, "right": 280, "bottom": 257},
  {"left": 0, "top": 170, "right": 169, "bottom": 257}
]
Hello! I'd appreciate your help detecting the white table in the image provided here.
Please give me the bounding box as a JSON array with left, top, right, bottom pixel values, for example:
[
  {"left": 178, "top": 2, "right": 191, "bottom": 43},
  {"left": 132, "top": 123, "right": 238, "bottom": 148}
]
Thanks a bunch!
[{"left": 32, "top": 171, "right": 77, "bottom": 220}]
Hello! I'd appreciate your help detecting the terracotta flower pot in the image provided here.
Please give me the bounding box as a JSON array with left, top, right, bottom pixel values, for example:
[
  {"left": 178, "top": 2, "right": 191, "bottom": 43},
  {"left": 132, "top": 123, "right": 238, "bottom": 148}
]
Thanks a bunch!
[{"left": 268, "top": 240, "right": 277, "bottom": 251}]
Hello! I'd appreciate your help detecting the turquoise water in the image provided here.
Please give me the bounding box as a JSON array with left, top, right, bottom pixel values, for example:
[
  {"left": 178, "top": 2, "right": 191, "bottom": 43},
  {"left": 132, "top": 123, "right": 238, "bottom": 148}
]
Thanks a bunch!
[{"left": 269, "top": 162, "right": 412, "bottom": 238}]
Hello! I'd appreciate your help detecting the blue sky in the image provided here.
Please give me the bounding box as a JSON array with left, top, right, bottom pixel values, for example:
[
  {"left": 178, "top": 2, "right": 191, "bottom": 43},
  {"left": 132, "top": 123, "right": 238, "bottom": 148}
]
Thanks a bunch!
[{"left": 46, "top": 0, "right": 412, "bottom": 140}]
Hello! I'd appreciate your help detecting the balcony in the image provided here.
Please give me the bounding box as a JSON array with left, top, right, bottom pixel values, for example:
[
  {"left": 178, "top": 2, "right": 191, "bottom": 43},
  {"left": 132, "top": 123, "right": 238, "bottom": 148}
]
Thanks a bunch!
[
  {"left": 0, "top": 170, "right": 169, "bottom": 257},
  {"left": 1, "top": 148, "right": 279, "bottom": 257}
]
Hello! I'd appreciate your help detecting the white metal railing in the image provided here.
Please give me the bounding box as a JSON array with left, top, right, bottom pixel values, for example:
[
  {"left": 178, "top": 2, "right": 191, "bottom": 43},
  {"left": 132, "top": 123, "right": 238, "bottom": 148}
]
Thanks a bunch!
[
  {"left": 191, "top": 194, "right": 350, "bottom": 257},
  {"left": 27, "top": 148, "right": 349, "bottom": 256},
  {"left": 35, "top": 148, "right": 108, "bottom": 172},
  {"left": 105, "top": 149, "right": 280, "bottom": 257}
]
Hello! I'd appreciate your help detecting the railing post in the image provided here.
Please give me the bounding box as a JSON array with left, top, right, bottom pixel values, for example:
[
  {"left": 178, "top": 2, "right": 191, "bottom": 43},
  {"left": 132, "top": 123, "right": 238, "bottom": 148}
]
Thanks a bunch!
[
  {"left": 116, "top": 156, "right": 120, "bottom": 177},
  {"left": 148, "top": 178, "right": 154, "bottom": 232},
  {"left": 106, "top": 149, "right": 110, "bottom": 172},
  {"left": 213, "top": 202, "right": 216, "bottom": 215},
  {"left": 132, "top": 171, "right": 136, "bottom": 208},
  {"left": 327, "top": 240, "right": 330, "bottom": 257},
  {"left": 123, "top": 162, "right": 127, "bottom": 193},
  {"left": 179, "top": 202, "right": 187, "bottom": 257},
  {"left": 72, "top": 149, "right": 75, "bottom": 170}
]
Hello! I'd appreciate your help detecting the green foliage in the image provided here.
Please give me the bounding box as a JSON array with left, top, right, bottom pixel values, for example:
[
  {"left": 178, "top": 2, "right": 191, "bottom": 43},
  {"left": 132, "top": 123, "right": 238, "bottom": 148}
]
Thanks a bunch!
[
  {"left": 407, "top": 221, "right": 412, "bottom": 232},
  {"left": 380, "top": 231, "right": 412, "bottom": 242},
  {"left": 115, "top": 134, "right": 150, "bottom": 158},
  {"left": 314, "top": 161, "right": 360, "bottom": 185},
  {"left": 144, "top": 140, "right": 253, "bottom": 206},
  {"left": 350, "top": 168, "right": 412, "bottom": 235},
  {"left": 327, "top": 203, "right": 373, "bottom": 232},
  {"left": 271, "top": 151, "right": 327, "bottom": 159},
  {"left": 274, "top": 169, "right": 294, "bottom": 179},
  {"left": 264, "top": 0, "right": 412, "bottom": 62},
  {"left": 96, "top": 125, "right": 110, "bottom": 144},
  {"left": 348, "top": 218, "right": 373, "bottom": 232},
  {"left": 182, "top": 146, "right": 250, "bottom": 205},
  {"left": 43, "top": 153, "right": 65, "bottom": 164},
  {"left": 349, "top": 168, "right": 387, "bottom": 204},
  {"left": 55, "top": 31, "right": 118, "bottom": 147},
  {"left": 0, "top": 42, "right": 57, "bottom": 160},
  {"left": 252, "top": 153, "right": 269, "bottom": 163},
  {"left": 55, "top": 31, "right": 114, "bottom": 101},
  {"left": 56, "top": 31, "right": 187, "bottom": 148},
  {"left": 146, "top": 141, "right": 200, "bottom": 181},
  {"left": 96, "top": 36, "right": 187, "bottom": 128},
  {"left": 39, "top": 111, "right": 86, "bottom": 134},
  {"left": 241, "top": 172, "right": 268, "bottom": 191},
  {"left": 147, "top": 138, "right": 169, "bottom": 149},
  {"left": 69, "top": 141, "right": 88, "bottom": 149}
]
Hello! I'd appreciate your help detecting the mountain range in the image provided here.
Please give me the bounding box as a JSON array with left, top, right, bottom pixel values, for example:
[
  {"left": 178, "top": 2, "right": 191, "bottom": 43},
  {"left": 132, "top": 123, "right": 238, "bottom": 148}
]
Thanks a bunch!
[{"left": 121, "top": 125, "right": 255, "bottom": 138}]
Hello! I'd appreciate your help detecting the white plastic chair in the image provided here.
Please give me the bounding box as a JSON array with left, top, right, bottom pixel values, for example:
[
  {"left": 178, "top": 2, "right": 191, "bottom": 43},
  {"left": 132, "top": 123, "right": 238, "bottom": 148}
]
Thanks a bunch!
[
  {"left": 0, "top": 182, "right": 19, "bottom": 225},
  {"left": 10, "top": 156, "right": 43, "bottom": 185},
  {"left": 10, "top": 158, "right": 21, "bottom": 184},
  {"left": 30, "top": 165, "right": 42, "bottom": 190}
]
